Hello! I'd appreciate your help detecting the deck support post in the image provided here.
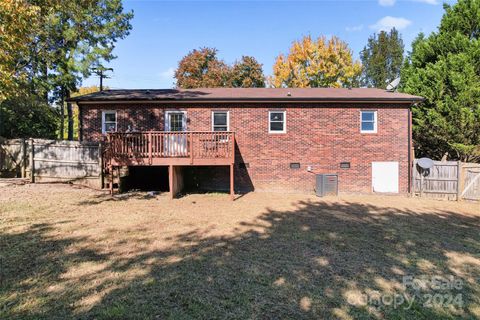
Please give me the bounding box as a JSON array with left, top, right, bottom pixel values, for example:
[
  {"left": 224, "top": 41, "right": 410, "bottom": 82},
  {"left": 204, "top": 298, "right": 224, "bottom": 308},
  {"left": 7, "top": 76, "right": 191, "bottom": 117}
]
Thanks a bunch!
[
  {"left": 169, "top": 165, "right": 184, "bottom": 200},
  {"left": 110, "top": 166, "right": 114, "bottom": 195},
  {"left": 230, "top": 163, "right": 234, "bottom": 201},
  {"left": 169, "top": 165, "right": 174, "bottom": 199}
]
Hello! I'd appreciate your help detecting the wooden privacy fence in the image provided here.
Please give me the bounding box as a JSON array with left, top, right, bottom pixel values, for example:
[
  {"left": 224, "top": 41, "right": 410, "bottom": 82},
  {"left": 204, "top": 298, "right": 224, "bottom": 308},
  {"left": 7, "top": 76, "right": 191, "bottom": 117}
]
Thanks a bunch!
[
  {"left": 0, "top": 137, "right": 27, "bottom": 178},
  {"left": 462, "top": 164, "right": 480, "bottom": 201},
  {"left": 413, "top": 160, "right": 480, "bottom": 201},
  {"left": 0, "top": 138, "right": 102, "bottom": 188}
]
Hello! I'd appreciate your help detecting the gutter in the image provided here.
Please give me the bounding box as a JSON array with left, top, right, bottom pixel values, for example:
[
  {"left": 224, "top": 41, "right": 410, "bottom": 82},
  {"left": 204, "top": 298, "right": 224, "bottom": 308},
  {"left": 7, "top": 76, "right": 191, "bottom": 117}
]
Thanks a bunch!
[{"left": 70, "top": 98, "right": 424, "bottom": 105}]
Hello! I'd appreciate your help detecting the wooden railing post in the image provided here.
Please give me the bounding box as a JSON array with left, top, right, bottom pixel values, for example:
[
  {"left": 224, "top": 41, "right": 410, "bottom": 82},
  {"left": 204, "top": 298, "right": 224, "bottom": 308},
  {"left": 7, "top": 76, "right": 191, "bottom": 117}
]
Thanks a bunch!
[
  {"left": 189, "top": 132, "right": 193, "bottom": 164},
  {"left": 148, "top": 132, "right": 152, "bottom": 165}
]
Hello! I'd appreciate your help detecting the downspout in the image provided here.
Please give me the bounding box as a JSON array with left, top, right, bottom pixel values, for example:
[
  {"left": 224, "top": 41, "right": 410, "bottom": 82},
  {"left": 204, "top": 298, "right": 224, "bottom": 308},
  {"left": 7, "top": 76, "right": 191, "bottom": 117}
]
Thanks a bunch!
[{"left": 408, "top": 105, "right": 413, "bottom": 194}]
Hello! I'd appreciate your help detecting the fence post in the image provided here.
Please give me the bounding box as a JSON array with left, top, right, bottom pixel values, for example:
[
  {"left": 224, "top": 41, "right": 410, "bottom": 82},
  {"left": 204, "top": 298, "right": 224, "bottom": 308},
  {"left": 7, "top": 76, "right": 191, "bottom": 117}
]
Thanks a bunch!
[
  {"left": 29, "top": 138, "right": 35, "bottom": 183},
  {"left": 411, "top": 159, "right": 416, "bottom": 197},
  {"left": 0, "top": 137, "right": 4, "bottom": 175},
  {"left": 420, "top": 173, "right": 424, "bottom": 198},
  {"left": 21, "top": 139, "right": 27, "bottom": 178},
  {"left": 457, "top": 161, "right": 464, "bottom": 201}
]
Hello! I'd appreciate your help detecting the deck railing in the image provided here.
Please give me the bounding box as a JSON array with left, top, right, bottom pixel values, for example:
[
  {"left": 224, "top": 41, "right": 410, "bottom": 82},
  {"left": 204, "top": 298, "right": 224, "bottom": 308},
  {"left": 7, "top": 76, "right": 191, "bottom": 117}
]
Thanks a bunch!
[{"left": 105, "top": 131, "right": 235, "bottom": 165}]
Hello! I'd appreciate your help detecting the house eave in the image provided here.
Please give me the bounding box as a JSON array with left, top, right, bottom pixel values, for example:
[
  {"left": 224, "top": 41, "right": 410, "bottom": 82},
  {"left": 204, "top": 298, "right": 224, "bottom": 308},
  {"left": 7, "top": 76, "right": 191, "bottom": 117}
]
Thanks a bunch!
[{"left": 73, "top": 98, "right": 423, "bottom": 105}]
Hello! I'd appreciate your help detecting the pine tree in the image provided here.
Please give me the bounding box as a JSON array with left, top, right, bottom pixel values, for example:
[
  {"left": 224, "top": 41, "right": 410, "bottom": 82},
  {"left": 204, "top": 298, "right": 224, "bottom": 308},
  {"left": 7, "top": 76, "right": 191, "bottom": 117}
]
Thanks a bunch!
[{"left": 360, "top": 28, "right": 404, "bottom": 89}]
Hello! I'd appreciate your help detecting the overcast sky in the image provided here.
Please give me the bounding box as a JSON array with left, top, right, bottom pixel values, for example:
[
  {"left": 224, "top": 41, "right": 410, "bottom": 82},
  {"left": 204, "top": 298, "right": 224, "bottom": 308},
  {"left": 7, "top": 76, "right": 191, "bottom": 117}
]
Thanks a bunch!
[{"left": 83, "top": 0, "right": 456, "bottom": 89}]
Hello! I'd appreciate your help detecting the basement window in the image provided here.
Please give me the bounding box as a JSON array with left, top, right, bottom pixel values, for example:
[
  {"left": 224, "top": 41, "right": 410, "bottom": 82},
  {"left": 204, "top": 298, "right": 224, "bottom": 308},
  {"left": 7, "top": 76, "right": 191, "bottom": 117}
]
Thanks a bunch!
[
  {"left": 102, "top": 110, "right": 117, "bottom": 134},
  {"left": 360, "top": 111, "right": 377, "bottom": 133},
  {"left": 269, "top": 111, "right": 286, "bottom": 133}
]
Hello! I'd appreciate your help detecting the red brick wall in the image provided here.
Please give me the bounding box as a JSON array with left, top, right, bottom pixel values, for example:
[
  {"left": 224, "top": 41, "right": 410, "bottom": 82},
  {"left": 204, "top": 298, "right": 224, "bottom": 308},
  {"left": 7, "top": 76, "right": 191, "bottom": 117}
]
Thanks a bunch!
[{"left": 80, "top": 103, "right": 411, "bottom": 194}]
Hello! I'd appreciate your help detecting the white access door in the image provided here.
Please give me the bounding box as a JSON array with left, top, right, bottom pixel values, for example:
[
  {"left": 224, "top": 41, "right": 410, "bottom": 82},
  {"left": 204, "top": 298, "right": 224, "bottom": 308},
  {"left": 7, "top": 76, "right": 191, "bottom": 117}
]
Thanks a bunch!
[{"left": 372, "top": 162, "right": 399, "bottom": 193}]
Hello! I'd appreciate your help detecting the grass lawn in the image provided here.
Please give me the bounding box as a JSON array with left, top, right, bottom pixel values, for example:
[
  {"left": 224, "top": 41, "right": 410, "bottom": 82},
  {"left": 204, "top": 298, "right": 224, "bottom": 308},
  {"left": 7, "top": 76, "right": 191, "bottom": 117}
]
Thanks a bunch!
[{"left": 0, "top": 183, "right": 479, "bottom": 319}]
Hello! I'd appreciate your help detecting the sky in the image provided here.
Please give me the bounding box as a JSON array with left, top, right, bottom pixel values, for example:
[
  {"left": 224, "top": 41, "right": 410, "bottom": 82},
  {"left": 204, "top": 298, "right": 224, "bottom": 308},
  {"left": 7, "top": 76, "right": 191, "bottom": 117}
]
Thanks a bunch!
[{"left": 83, "top": 0, "right": 456, "bottom": 89}]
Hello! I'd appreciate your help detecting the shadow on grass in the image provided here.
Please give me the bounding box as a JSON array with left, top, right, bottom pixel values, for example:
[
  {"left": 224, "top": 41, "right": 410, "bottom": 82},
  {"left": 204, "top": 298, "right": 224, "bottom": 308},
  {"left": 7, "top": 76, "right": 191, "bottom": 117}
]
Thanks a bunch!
[
  {"left": 1, "top": 199, "right": 479, "bottom": 319},
  {"left": 75, "top": 191, "right": 168, "bottom": 206},
  {"left": 0, "top": 223, "right": 110, "bottom": 319}
]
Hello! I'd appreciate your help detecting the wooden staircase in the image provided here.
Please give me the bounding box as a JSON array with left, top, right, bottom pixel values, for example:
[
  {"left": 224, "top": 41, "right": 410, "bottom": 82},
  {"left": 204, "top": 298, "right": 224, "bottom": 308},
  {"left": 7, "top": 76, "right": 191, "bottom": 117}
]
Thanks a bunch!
[{"left": 102, "top": 142, "right": 120, "bottom": 194}]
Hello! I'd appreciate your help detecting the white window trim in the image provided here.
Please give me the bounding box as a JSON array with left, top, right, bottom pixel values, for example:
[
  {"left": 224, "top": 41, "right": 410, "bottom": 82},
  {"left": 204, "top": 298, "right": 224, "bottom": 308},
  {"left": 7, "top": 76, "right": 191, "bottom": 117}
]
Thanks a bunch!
[
  {"left": 211, "top": 111, "right": 230, "bottom": 132},
  {"left": 268, "top": 110, "right": 286, "bottom": 134},
  {"left": 165, "top": 111, "right": 187, "bottom": 132},
  {"left": 360, "top": 110, "right": 377, "bottom": 134},
  {"left": 101, "top": 110, "right": 117, "bottom": 134}
]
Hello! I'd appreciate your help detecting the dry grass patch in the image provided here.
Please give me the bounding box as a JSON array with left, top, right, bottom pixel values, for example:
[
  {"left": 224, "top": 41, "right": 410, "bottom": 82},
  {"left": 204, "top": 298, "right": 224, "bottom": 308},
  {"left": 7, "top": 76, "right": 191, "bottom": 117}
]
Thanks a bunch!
[{"left": 0, "top": 183, "right": 479, "bottom": 319}]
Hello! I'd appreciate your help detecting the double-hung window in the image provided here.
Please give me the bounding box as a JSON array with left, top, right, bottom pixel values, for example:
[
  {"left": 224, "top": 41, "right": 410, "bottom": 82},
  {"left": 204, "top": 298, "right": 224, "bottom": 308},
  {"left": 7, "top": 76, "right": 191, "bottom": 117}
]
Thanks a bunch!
[
  {"left": 166, "top": 111, "right": 186, "bottom": 132},
  {"left": 360, "top": 110, "right": 377, "bottom": 133},
  {"left": 102, "top": 110, "right": 117, "bottom": 134},
  {"left": 269, "top": 111, "right": 286, "bottom": 133},
  {"left": 212, "top": 111, "right": 229, "bottom": 131}
]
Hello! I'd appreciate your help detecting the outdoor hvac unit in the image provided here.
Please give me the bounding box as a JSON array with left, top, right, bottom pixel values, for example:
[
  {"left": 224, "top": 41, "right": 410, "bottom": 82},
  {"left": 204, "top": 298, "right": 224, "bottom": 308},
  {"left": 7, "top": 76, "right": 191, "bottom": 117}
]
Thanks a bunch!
[{"left": 315, "top": 174, "right": 338, "bottom": 197}]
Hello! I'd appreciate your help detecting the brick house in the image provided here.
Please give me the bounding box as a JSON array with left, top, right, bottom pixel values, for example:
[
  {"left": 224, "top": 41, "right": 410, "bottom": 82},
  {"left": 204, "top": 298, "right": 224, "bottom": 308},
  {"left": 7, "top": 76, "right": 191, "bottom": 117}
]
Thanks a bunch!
[{"left": 70, "top": 88, "right": 423, "bottom": 198}]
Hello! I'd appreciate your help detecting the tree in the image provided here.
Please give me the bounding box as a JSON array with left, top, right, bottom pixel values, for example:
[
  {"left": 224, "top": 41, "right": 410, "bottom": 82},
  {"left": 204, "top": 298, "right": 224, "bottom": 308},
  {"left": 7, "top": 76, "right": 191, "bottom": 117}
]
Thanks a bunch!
[
  {"left": 401, "top": 0, "right": 480, "bottom": 162},
  {"left": 360, "top": 28, "right": 404, "bottom": 89},
  {"left": 45, "top": 0, "right": 133, "bottom": 140},
  {"left": 0, "top": 94, "right": 58, "bottom": 139},
  {"left": 60, "top": 86, "right": 104, "bottom": 140},
  {"left": 175, "top": 47, "right": 232, "bottom": 88},
  {"left": 231, "top": 56, "right": 265, "bottom": 88},
  {"left": 0, "top": 0, "right": 40, "bottom": 102},
  {"left": 0, "top": 0, "right": 133, "bottom": 140},
  {"left": 271, "top": 35, "right": 362, "bottom": 88}
]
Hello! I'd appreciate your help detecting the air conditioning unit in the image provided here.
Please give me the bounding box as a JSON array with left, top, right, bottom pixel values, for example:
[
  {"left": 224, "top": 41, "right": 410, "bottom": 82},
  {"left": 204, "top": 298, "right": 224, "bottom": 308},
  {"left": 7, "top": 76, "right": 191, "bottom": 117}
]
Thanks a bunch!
[{"left": 315, "top": 174, "right": 338, "bottom": 197}]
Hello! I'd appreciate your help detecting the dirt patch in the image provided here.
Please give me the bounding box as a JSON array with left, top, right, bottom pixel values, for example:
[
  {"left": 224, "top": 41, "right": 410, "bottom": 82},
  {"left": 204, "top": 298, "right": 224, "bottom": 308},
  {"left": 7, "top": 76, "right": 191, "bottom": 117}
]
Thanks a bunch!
[{"left": 1, "top": 183, "right": 479, "bottom": 319}]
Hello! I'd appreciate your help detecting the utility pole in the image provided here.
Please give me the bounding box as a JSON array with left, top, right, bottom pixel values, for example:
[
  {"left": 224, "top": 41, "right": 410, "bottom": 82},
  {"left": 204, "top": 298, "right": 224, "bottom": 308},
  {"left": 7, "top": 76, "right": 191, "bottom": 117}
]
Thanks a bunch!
[{"left": 92, "top": 66, "right": 113, "bottom": 91}]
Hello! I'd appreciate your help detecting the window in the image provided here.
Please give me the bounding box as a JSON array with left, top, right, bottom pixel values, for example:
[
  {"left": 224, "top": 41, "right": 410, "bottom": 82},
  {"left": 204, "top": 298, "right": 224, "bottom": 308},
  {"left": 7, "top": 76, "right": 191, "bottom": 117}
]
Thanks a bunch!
[
  {"left": 212, "top": 111, "right": 229, "bottom": 131},
  {"left": 166, "top": 111, "right": 186, "bottom": 132},
  {"left": 269, "top": 111, "right": 286, "bottom": 133},
  {"left": 102, "top": 110, "right": 117, "bottom": 134},
  {"left": 360, "top": 111, "right": 377, "bottom": 133}
]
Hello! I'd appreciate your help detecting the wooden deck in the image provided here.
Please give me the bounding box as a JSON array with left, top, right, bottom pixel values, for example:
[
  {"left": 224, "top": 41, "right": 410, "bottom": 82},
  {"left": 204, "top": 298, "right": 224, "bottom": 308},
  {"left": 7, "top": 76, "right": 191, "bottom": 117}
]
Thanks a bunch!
[
  {"left": 104, "top": 131, "right": 235, "bottom": 199},
  {"left": 105, "top": 131, "right": 235, "bottom": 166}
]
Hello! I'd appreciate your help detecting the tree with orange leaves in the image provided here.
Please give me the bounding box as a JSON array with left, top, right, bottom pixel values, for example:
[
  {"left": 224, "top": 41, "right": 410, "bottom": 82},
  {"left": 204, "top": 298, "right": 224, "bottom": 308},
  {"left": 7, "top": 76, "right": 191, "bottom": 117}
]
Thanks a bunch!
[
  {"left": 271, "top": 35, "right": 362, "bottom": 88},
  {"left": 175, "top": 47, "right": 232, "bottom": 88}
]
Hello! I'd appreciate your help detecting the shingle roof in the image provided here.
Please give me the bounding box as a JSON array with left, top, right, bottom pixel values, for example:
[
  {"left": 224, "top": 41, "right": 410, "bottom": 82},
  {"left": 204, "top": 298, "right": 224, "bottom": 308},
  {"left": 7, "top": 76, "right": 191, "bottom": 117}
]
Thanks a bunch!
[{"left": 69, "top": 88, "right": 423, "bottom": 103}]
